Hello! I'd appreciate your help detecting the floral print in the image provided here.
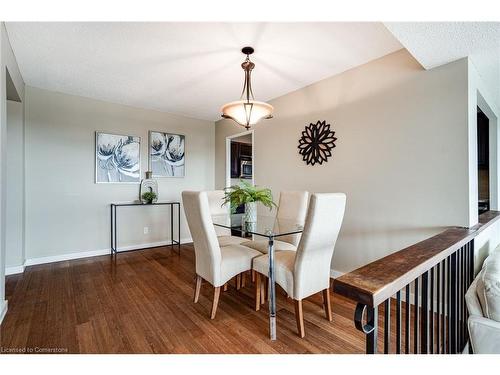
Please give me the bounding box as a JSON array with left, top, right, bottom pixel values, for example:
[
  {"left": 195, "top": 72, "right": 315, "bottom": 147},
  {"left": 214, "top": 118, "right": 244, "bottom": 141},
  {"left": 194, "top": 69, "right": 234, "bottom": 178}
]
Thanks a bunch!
[
  {"left": 96, "top": 133, "right": 140, "bottom": 183},
  {"left": 150, "top": 132, "right": 185, "bottom": 177}
]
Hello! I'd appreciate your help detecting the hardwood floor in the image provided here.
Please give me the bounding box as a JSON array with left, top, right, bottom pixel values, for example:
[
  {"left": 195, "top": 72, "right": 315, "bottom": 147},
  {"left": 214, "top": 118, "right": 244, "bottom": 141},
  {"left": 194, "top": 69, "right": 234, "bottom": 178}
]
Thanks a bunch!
[{"left": 1, "top": 245, "right": 366, "bottom": 353}]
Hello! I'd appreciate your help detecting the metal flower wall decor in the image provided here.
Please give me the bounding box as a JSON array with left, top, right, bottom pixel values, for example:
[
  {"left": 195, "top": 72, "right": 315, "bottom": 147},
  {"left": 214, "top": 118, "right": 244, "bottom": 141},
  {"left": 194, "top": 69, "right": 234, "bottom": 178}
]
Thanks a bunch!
[{"left": 298, "top": 120, "right": 337, "bottom": 166}]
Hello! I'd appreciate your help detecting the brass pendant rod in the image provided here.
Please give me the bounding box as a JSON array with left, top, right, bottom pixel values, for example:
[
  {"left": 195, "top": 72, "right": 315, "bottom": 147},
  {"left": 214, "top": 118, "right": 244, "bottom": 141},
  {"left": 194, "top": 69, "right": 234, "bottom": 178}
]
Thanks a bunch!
[{"left": 239, "top": 54, "right": 255, "bottom": 102}]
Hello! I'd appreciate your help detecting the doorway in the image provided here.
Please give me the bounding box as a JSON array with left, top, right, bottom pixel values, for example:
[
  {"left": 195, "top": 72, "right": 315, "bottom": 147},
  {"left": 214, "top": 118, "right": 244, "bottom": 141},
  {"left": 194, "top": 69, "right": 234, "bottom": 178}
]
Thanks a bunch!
[
  {"left": 477, "top": 107, "right": 490, "bottom": 214},
  {"left": 225, "top": 130, "right": 254, "bottom": 214},
  {"left": 225, "top": 130, "right": 254, "bottom": 188}
]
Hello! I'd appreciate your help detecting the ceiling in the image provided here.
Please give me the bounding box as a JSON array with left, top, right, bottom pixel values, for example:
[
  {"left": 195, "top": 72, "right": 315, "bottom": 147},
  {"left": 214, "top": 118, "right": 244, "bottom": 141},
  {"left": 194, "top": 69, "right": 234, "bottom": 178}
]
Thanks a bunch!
[
  {"left": 385, "top": 22, "right": 500, "bottom": 111},
  {"left": 5, "top": 22, "right": 402, "bottom": 121}
]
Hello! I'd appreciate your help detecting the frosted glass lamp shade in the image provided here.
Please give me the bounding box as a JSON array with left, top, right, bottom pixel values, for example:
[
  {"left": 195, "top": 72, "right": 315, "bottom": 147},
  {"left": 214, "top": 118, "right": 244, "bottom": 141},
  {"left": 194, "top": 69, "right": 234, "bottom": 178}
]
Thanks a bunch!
[{"left": 221, "top": 100, "right": 273, "bottom": 129}]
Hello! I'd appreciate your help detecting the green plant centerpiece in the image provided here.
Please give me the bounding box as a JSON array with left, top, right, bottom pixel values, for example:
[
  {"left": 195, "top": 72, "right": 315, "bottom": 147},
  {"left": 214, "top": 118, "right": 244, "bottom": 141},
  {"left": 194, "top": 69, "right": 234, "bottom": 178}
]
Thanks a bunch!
[
  {"left": 141, "top": 191, "right": 157, "bottom": 204},
  {"left": 222, "top": 180, "right": 276, "bottom": 223}
]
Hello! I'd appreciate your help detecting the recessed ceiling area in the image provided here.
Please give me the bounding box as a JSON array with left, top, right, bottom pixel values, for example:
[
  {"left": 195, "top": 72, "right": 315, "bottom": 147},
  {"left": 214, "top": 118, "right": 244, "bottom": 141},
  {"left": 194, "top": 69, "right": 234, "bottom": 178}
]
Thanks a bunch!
[
  {"left": 5, "top": 22, "right": 402, "bottom": 121},
  {"left": 385, "top": 22, "right": 500, "bottom": 110}
]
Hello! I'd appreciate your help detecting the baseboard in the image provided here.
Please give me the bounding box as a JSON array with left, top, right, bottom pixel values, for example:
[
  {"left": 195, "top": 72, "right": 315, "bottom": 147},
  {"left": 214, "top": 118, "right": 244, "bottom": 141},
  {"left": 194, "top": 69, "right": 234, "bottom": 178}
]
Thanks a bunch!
[
  {"left": 114, "top": 238, "right": 192, "bottom": 253},
  {"left": 0, "top": 300, "right": 8, "bottom": 325},
  {"left": 18, "top": 237, "right": 193, "bottom": 270},
  {"left": 24, "top": 249, "right": 111, "bottom": 267},
  {"left": 5, "top": 264, "right": 25, "bottom": 276}
]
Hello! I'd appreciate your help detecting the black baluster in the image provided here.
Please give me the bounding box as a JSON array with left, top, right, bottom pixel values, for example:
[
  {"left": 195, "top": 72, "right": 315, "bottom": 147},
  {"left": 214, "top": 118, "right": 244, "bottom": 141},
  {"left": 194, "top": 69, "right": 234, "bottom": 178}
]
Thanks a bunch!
[
  {"left": 461, "top": 245, "right": 466, "bottom": 350},
  {"left": 450, "top": 252, "right": 457, "bottom": 353},
  {"left": 414, "top": 278, "right": 419, "bottom": 354},
  {"left": 457, "top": 247, "right": 462, "bottom": 349},
  {"left": 396, "top": 290, "right": 402, "bottom": 354},
  {"left": 468, "top": 241, "right": 475, "bottom": 354},
  {"left": 421, "top": 271, "right": 429, "bottom": 354},
  {"left": 405, "top": 284, "right": 410, "bottom": 354},
  {"left": 437, "top": 262, "right": 441, "bottom": 353},
  {"left": 465, "top": 242, "right": 469, "bottom": 287},
  {"left": 446, "top": 256, "right": 452, "bottom": 354},
  {"left": 469, "top": 240, "right": 474, "bottom": 284},
  {"left": 430, "top": 267, "right": 435, "bottom": 354},
  {"left": 384, "top": 299, "right": 391, "bottom": 354},
  {"left": 444, "top": 257, "right": 448, "bottom": 354},
  {"left": 464, "top": 244, "right": 468, "bottom": 347},
  {"left": 462, "top": 245, "right": 466, "bottom": 348}
]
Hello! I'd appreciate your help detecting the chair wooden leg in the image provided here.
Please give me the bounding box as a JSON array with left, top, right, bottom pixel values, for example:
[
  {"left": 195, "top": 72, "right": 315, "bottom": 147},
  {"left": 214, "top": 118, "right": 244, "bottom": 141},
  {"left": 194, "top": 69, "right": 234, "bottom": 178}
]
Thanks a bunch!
[
  {"left": 260, "top": 277, "right": 267, "bottom": 305},
  {"left": 241, "top": 272, "right": 246, "bottom": 288},
  {"left": 322, "top": 288, "right": 333, "bottom": 322},
  {"left": 294, "top": 299, "right": 305, "bottom": 338},
  {"left": 251, "top": 270, "right": 256, "bottom": 283},
  {"left": 255, "top": 272, "right": 261, "bottom": 311},
  {"left": 194, "top": 275, "right": 202, "bottom": 303},
  {"left": 210, "top": 287, "right": 221, "bottom": 319},
  {"left": 223, "top": 283, "right": 228, "bottom": 292},
  {"left": 236, "top": 274, "right": 241, "bottom": 290}
]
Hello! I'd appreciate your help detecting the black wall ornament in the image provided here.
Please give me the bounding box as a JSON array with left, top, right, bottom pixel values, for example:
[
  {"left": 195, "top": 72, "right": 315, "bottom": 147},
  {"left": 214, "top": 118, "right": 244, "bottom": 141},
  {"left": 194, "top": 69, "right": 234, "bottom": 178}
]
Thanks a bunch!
[{"left": 298, "top": 120, "right": 337, "bottom": 166}]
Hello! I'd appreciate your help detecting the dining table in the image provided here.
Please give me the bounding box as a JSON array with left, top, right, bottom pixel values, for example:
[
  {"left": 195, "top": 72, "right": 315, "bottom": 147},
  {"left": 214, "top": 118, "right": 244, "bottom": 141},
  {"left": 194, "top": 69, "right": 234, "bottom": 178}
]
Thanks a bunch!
[{"left": 211, "top": 213, "right": 304, "bottom": 340}]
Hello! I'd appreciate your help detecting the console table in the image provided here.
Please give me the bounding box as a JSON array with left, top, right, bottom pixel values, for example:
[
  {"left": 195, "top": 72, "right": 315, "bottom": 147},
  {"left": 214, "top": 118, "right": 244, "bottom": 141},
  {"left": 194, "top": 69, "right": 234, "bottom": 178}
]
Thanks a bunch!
[{"left": 110, "top": 201, "right": 181, "bottom": 255}]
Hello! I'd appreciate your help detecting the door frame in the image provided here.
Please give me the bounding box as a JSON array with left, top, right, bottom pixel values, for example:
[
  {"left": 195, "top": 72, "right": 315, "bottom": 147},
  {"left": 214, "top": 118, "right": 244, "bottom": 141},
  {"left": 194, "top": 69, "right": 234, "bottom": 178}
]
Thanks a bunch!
[{"left": 225, "top": 129, "right": 255, "bottom": 188}]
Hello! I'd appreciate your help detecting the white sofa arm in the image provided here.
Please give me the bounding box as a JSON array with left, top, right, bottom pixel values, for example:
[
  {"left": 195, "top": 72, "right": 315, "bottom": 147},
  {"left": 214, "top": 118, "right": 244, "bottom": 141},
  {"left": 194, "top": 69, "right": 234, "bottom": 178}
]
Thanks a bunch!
[{"left": 469, "top": 315, "right": 500, "bottom": 353}]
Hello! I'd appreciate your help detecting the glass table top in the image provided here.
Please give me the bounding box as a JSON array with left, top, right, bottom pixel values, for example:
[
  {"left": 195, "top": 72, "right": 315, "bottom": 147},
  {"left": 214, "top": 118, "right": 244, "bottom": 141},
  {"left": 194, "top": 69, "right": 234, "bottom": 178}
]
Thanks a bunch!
[{"left": 212, "top": 214, "right": 304, "bottom": 238}]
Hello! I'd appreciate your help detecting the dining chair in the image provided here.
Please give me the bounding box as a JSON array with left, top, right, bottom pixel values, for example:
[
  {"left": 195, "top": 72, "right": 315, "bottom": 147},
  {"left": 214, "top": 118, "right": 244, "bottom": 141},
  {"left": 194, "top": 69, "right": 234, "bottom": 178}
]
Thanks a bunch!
[
  {"left": 182, "top": 191, "right": 262, "bottom": 319},
  {"left": 206, "top": 190, "right": 246, "bottom": 247},
  {"left": 252, "top": 193, "right": 346, "bottom": 337},
  {"left": 242, "top": 190, "right": 309, "bottom": 253}
]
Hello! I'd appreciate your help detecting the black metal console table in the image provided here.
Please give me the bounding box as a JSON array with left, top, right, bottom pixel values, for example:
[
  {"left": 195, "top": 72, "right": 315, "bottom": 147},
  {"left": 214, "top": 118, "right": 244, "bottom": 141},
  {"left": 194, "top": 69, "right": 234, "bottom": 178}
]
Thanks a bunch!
[{"left": 110, "top": 201, "right": 181, "bottom": 255}]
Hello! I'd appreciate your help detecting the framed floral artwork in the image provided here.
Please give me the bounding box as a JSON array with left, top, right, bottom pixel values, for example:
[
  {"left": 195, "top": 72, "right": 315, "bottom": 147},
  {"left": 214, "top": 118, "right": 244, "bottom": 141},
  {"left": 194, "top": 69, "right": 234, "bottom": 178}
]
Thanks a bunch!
[
  {"left": 95, "top": 132, "right": 141, "bottom": 183},
  {"left": 149, "top": 131, "right": 185, "bottom": 177}
]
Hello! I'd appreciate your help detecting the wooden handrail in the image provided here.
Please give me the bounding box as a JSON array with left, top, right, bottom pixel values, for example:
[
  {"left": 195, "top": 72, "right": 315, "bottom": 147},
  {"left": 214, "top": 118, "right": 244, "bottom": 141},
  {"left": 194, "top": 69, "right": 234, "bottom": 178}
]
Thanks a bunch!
[{"left": 333, "top": 211, "right": 500, "bottom": 307}]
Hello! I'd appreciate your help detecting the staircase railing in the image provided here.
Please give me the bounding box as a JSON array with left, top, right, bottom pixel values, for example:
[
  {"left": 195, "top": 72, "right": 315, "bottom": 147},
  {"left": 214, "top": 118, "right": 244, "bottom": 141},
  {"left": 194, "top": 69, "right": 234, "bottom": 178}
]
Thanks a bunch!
[{"left": 333, "top": 211, "right": 500, "bottom": 354}]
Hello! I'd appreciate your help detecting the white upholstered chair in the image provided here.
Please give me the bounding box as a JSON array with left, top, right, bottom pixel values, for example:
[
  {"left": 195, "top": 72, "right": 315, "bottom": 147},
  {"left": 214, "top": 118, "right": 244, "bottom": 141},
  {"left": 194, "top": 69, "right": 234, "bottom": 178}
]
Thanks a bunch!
[
  {"left": 242, "top": 191, "right": 309, "bottom": 253},
  {"left": 465, "top": 249, "right": 500, "bottom": 353},
  {"left": 206, "top": 190, "right": 246, "bottom": 247},
  {"left": 182, "top": 191, "right": 261, "bottom": 319},
  {"left": 252, "top": 193, "right": 346, "bottom": 337}
]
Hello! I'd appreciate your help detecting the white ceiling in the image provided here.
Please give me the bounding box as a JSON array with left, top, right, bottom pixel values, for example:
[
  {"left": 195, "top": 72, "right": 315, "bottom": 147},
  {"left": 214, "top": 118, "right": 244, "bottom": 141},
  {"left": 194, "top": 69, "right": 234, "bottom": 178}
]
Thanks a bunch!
[
  {"left": 385, "top": 22, "right": 500, "bottom": 111},
  {"left": 5, "top": 22, "right": 402, "bottom": 121}
]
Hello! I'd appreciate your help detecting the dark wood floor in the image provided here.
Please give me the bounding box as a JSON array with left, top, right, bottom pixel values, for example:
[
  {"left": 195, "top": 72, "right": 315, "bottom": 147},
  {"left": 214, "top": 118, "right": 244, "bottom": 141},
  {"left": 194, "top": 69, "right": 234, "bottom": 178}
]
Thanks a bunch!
[{"left": 1, "top": 244, "right": 368, "bottom": 353}]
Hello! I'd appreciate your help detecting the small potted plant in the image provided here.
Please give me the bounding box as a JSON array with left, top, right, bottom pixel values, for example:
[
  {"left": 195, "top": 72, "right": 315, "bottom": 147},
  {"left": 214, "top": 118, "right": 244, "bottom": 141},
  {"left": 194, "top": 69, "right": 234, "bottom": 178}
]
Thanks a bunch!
[
  {"left": 141, "top": 191, "right": 157, "bottom": 204},
  {"left": 222, "top": 180, "right": 276, "bottom": 223}
]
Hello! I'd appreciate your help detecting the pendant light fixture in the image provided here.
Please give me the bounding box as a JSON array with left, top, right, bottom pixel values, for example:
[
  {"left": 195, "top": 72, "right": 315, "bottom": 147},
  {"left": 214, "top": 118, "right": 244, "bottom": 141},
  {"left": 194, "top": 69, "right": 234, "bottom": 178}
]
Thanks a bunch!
[{"left": 220, "top": 47, "right": 273, "bottom": 129}]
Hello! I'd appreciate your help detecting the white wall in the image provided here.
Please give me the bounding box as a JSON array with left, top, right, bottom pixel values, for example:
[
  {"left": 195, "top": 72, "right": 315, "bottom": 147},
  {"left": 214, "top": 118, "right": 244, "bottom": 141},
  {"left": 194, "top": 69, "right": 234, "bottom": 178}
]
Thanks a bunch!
[
  {"left": 6, "top": 100, "right": 24, "bottom": 269},
  {"left": 25, "top": 86, "right": 214, "bottom": 261},
  {"left": 1, "top": 22, "right": 25, "bottom": 323},
  {"left": 215, "top": 49, "right": 470, "bottom": 274}
]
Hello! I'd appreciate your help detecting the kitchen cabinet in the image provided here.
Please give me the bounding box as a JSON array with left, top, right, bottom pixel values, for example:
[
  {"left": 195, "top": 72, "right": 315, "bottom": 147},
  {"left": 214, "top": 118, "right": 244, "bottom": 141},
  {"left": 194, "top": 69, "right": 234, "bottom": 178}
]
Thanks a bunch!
[
  {"left": 230, "top": 142, "right": 240, "bottom": 179},
  {"left": 239, "top": 143, "right": 252, "bottom": 158},
  {"left": 230, "top": 141, "right": 252, "bottom": 178}
]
